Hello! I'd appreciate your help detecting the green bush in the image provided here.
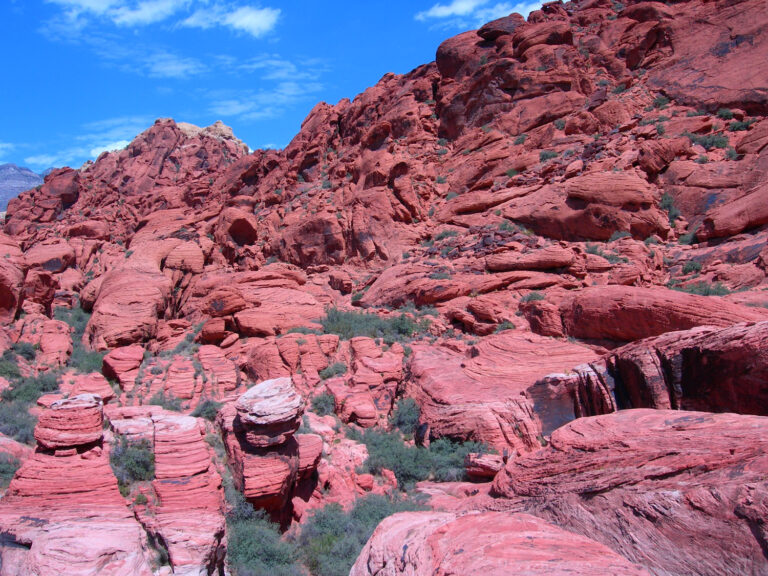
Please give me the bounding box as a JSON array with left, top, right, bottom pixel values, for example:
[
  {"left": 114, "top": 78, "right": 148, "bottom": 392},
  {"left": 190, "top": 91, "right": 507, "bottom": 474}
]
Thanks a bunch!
[
  {"left": 653, "top": 95, "right": 669, "bottom": 109},
  {"left": 311, "top": 392, "right": 336, "bottom": 416},
  {"left": 298, "top": 494, "right": 424, "bottom": 576},
  {"left": 729, "top": 120, "right": 755, "bottom": 132},
  {"left": 495, "top": 321, "right": 516, "bottom": 333},
  {"left": 11, "top": 342, "right": 36, "bottom": 362},
  {"left": 684, "top": 132, "right": 729, "bottom": 150},
  {"left": 520, "top": 291, "right": 545, "bottom": 303},
  {"left": 716, "top": 108, "right": 733, "bottom": 120},
  {"left": 348, "top": 427, "right": 489, "bottom": 490},
  {"left": 110, "top": 437, "right": 155, "bottom": 488},
  {"left": 660, "top": 193, "right": 681, "bottom": 225},
  {"left": 554, "top": 118, "right": 566, "bottom": 130},
  {"left": 514, "top": 134, "right": 528, "bottom": 145},
  {"left": 0, "top": 453, "right": 20, "bottom": 487},
  {"left": 320, "top": 308, "right": 430, "bottom": 343},
  {"left": 390, "top": 398, "right": 420, "bottom": 436},
  {"left": 678, "top": 229, "right": 698, "bottom": 245},
  {"left": 0, "top": 402, "right": 36, "bottom": 444},
  {"left": 148, "top": 391, "right": 183, "bottom": 411},
  {"left": 226, "top": 484, "right": 303, "bottom": 576},
  {"left": 434, "top": 229, "right": 458, "bottom": 241},
  {"left": 608, "top": 230, "right": 631, "bottom": 242},
  {"left": 0, "top": 359, "right": 21, "bottom": 381},
  {"left": 539, "top": 150, "right": 558, "bottom": 162},
  {"left": 682, "top": 260, "right": 702, "bottom": 274},
  {"left": 2, "top": 372, "right": 59, "bottom": 405},
  {"left": 319, "top": 362, "right": 347, "bottom": 380},
  {"left": 192, "top": 399, "right": 222, "bottom": 422},
  {"left": 54, "top": 305, "right": 107, "bottom": 374},
  {"left": 675, "top": 281, "right": 730, "bottom": 296}
]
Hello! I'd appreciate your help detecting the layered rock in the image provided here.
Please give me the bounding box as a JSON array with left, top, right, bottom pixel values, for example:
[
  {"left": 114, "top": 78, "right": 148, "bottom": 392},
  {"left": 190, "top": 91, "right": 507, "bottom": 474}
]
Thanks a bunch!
[
  {"left": 492, "top": 409, "right": 768, "bottom": 576},
  {"left": 407, "top": 331, "right": 600, "bottom": 451},
  {"left": 218, "top": 377, "right": 320, "bottom": 524},
  {"left": 0, "top": 395, "right": 154, "bottom": 575},
  {"left": 351, "top": 511, "right": 650, "bottom": 575}
]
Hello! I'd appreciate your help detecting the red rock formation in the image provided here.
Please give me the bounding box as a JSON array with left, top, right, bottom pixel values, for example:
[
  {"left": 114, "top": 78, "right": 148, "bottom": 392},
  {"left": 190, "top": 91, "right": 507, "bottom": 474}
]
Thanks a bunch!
[
  {"left": 492, "top": 409, "right": 768, "bottom": 575},
  {"left": 351, "top": 511, "right": 650, "bottom": 575}
]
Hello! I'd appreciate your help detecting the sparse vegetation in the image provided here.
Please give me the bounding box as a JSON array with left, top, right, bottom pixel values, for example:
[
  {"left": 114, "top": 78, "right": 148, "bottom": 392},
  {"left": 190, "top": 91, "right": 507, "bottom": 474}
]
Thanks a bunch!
[
  {"left": 609, "top": 230, "right": 631, "bottom": 242},
  {"left": 54, "top": 305, "right": 106, "bottom": 374},
  {"left": 320, "top": 308, "right": 431, "bottom": 343},
  {"left": 660, "top": 193, "right": 681, "bottom": 225},
  {"left": 682, "top": 260, "right": 702, "bottom": 274},
  {"left": 390, "top": 398, "right": 420, "bottom": 436},
  {"left": 514, "top": 134, "right": 528, "bottom": 145},
  {"left": 110, "top": 436, "right": 155, "bottom": 495},
  {"left": 675, "top": 281, "right": 730, "bottom": 296},
  {"left": 684, "top": 131, "right": 729, "bottom": 150},
  {"left": 319, "top": 362, "right": 347, "bottom": 380},
  {"left": 347, "top": 426, "right": 491, "bottom": 489},
  {"left": 311, "top": 392, "right": 336, "bottom": 416},
  {"left": 192, "top": 399, "right": 222, "bottom": 422},
  {"left": 0, "top": 454, "right": 20, "bottom": 486},
  {"left": 520, "top": 291, "right": 545, "bottom": 303},
  {"left": 148, "top": 391, "right": 183, "bottom": 411},
  {"left": 495, "top": 321, "right": 516, "bottom": 332},
  {"left": 554, "top": 118, "right": 566, "bottom": 130},
  {"left": 716, "top": 108, "right": 733, "bottom": 120},
  {"left": 297, "top": 494, "right": 424, "bottom": 576},
  {"left": 539, "top": 150, "right": 558, "bottom": 162}
]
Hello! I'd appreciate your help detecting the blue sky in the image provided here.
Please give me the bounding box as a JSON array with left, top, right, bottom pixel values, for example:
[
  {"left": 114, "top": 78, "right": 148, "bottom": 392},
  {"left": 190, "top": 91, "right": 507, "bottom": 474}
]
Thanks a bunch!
[{"left": 1, "top": 0, "right": 541, "bottom": 172}]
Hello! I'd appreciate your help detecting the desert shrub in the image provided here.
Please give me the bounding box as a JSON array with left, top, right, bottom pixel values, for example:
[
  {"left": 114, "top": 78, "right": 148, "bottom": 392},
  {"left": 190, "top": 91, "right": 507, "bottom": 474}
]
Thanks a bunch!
[
  {"left": 539, "top": 150, "right": 558, "bottom": 162},
  {"left": 0, "top": 403, "right": 36, "bottom": 444},
  {"left": 319, "top": 362, "right": 347, "bottom": 380},
  {"left": 320, "top": 308, "right": 430, "bottom": 343},
  {"left": 716, "top": 108, "right": 733, "bottom": 120},
  {"left": 54, "top": 305, "right": 106, "bottom": 374},
  {"left": 495, "top": 321, "right": 516, "bottom": 333},
  {"left": 192, "top": 399, "right": 222, "bottom": 422},
  {"left": 520, "top": 291, "right": 545, "bottom": 303},
  {"left": 226, "top": 484, "right": 303, "bottom": 576},
  {"left": 726, "top": 147, "right": 740, "bottom": 160},
  {"left": 675, "top": 281, "right": 730, "bottom": 296},
  {"left": 554, "top": 118, "right": 566, "bottom": 130},
  {"left": 0, "top": 453, "right": 20, "bottom": 486},
  {"left": 660, "top": 193, "right": 681, "bottom": 224},
  {"left": 310, "top": 392, "right": 336, "bottom": 416},
  {"left": 729, "top": 120, "right": 755, "bottom": 132},
  {"left": 434, "top": 229, "right": 458, "bottom": 241},
  {"left": 505, "top": 168, "right": 518, "bottom": 178},
  {"left": 653, "top": 95, "right": 670, "bottom": 109},
  {"left": 514, "top": 134, "right": 528, "bottom": 145},
  {"left": 678, "top": 229, "right": 698, "bottom": 245},
  {"left": 298, "top": 494, "right": 424, "bottom": 576},
  {"left": 134, "top": 493, "right": 148, "bottom": 505},
  {"left": 684, "top": 132, "right": 729, "bottom": 150},
  {"left": 682, "top": 260, "right": 702, "bottom": 274},
  {"left": 0, "top": 359, "right": 21, "bottom": 381},
  {"left": 428, "top": 271, "right": 451, "bottom": 280},
  {"left": 110, "top": 437, "right": 155, "bottom": 488},
  {"left": 609, "top": 230, "right": 631, "bottom": 242},
  {"left": 390, "top": 398, "right": 420, "bottom": 436},
  {"left": 348, "top": 427, "right": 489, "bottom": 490},
  {"left": 11, "top": 342, "right": 36, "bottom": 362},
  {"left": 436, "top": 176, "right": 447, "bottom": 184},
  {"left": 445, "top": 191, "right": 458, "bottom": 200},
  {"left": 148, "top": 391, "right": 183, "bottom": 411},
  {"left": 1, "top": 372, "right": 59, "bottom": 405}
]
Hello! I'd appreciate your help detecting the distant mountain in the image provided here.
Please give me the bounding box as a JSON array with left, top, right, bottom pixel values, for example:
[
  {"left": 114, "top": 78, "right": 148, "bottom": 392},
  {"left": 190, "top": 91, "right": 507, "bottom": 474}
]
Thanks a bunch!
[{"left": 0, "top": 163, "right": 43, "bottom": 211}]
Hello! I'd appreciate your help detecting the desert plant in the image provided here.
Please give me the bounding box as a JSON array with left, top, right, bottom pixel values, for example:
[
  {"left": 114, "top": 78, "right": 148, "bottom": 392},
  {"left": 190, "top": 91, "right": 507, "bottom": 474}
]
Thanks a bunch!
[
  {"left": 192, "top": 399, "right": 222, "bottom": 422},
  {"left": 148, "top": 391, "right": 183, "bottom": 411},
  {"left": 520, "top": 291, "right": 545, "bottom": 303},
  {"left": 682, "top": 260, "right": 702, "bottom": 274},
  {"left": 310, "top": 392, "right": 336, "bottom": 416},
  {"left": 539, "top": 150, "right": 558, "bottom": 162},
  {"left": 390, "top": 398, "right": 420, "bottom": 436},
  {"left": 320, "top": 308, "right": 430, "bottom": 343},
  {"left": 319, "top": 362, "right": 347, "bottom": 380},
  {"left": 110, "top": 437, "right": 155, "bottom": 489}
]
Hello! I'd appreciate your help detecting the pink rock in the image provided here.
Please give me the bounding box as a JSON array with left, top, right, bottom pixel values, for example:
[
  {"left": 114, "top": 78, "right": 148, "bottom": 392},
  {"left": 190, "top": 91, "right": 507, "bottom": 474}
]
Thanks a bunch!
[
  {"left": 235, "top": 377, "right": 304, "bottom": 447},
  {"left": 34, "top": 394, "right": 104, "bottom": 450},
  {"left": 351, "top": 511, "right": 649, "bottom": 575}
]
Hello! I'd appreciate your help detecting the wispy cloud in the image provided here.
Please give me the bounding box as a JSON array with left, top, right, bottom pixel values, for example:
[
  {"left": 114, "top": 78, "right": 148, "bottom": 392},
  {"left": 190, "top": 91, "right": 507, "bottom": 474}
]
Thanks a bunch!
[
  {"left": 111, "top": 0, "right": 190, "bottom": 26},
  {"left": 0, "top": 142, "right": 15, "bottom": 161},
  {"left": 44, "top": 1, "right": 280, "bottom": 37},
  {"left": 144, "top": 52, "right": 206, "bottom": 78},
  {"left": 208, "top": 80, "right": 323, "bottom": 122},
  {"left": 415, "top": 0, "right": 541, "bottom": 28},
  {"left": 23, "top": 116, "right": 153, "bottom": 170},
  {"left": 182, "top": 5, "right": 280, "bottom": 38}
]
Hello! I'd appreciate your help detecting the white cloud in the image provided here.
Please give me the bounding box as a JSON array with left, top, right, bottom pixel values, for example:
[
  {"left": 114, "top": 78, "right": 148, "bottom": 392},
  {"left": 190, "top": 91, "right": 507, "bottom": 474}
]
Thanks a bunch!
[
  {"left": 0, "top": 142, "right": 15, "bottom": 159},
  {"left": 46, "top": 0, "right": 122, "bottom": 16},
  {"left": 89, "top": 139, "right": 132, "bottom": 157},
  {"left": 208, "top": 80, "right": 323, "bottom": 122},
  {"left": 183, "top": 4, "right": 280, "bottom": 38},
  {"left": 145, "top": 52, "right": 206, "bottom": 78},
  {"left": 415, "top": 0, "right": 540, "bottom": 27},
  {"left": 111, "top": 0, "right": 189, "bottom": 26}
]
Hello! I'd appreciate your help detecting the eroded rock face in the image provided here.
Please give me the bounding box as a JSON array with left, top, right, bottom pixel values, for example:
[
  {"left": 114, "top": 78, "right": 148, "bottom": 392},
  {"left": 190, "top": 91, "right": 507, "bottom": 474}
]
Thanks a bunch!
[
  {"left": 235, "top": 377, "right": 304, "bottom": 447},
  {"left": 407, "top": 332, "right": 600, "bottom": 451},
  {"left": 492, "top": 409, "right": 768, "bottom": 576},
  {"left": 350, "top": 511, "right": 650, "bottom": 576},
  {"left": 34, "top": 393, "right": 104, "bottom": 450}
]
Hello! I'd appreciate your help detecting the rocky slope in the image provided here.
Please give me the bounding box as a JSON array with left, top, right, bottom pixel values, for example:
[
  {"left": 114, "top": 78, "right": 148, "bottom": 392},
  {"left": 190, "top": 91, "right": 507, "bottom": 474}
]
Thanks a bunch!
[{"left": 1, "top": 0, "right": 767, "bottom": 574}]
